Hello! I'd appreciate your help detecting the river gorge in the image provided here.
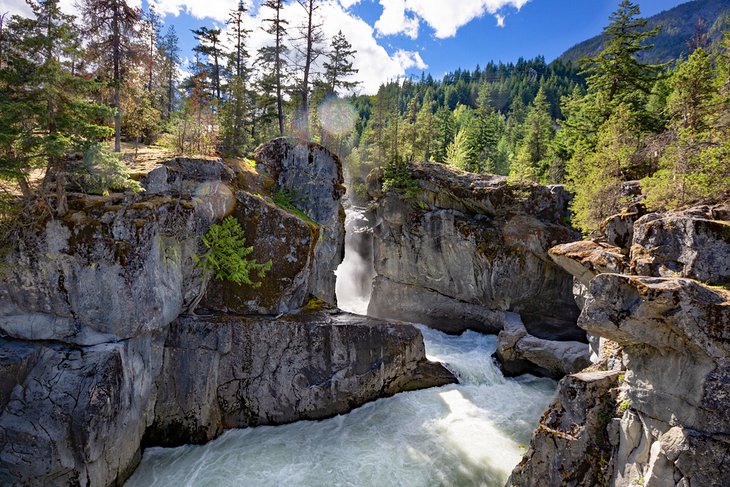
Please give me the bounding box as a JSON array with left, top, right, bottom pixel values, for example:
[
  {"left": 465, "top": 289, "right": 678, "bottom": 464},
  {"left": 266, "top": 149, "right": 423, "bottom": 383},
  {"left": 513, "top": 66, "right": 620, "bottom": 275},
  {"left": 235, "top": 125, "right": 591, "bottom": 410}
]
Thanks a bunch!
[
  {"left": 0, "top": 139, "right": 727, "bottom": 487},
  {"left": 125, "top": 205, "right": 557, "bottom": 487}
]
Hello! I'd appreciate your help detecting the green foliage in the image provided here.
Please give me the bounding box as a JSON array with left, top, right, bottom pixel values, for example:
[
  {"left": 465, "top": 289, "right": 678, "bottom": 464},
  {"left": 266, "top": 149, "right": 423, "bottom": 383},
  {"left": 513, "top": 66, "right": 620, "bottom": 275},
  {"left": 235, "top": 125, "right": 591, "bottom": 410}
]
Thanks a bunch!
[
  {"left": 76, "top": 143, "right": 142, "bottom": 195},
  {"left": 198, "top": 216, "right": 272, "bottom": 287},
  {"left": 568, "top": 105, "right": 640, "bottom": 234},
  {"left": 618, "top": 399, "right": 632, "bottom": 415},
  {"left": 509, "top": 87, "right": 554, "bottom": 182},
  {"left": 0, "top": 1, "right": 112, "bottom": 201},
  {"left": 273, "top": 189, "right": 316, "bottom": 225},
  {"left": 642, "top": 47, "right": 730, "bottom": 210},
  {"left": 382, "top": 155, "right": 419, "bottom": 200}
]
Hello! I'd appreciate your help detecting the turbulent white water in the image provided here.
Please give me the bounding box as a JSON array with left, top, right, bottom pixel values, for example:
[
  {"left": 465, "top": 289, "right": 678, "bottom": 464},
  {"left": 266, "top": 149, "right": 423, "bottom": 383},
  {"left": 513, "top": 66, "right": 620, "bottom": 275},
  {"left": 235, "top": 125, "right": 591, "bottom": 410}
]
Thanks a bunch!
[
  {"left": 126, "top": 328, "right": 555, "bottom": 487},
  {"left": 334, "top": 206, "right": 375, "bottom": 316},
  {"left": 126, "top": 206, "right": 556, "bottom": 486}
]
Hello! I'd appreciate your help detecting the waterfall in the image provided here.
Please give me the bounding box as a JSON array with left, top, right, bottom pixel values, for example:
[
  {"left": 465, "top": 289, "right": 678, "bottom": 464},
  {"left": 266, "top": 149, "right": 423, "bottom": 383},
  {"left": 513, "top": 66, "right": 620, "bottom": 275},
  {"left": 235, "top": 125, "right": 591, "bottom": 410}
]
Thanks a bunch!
[{"left": 334, "top": 205, "right": 376, "bottom": 316}]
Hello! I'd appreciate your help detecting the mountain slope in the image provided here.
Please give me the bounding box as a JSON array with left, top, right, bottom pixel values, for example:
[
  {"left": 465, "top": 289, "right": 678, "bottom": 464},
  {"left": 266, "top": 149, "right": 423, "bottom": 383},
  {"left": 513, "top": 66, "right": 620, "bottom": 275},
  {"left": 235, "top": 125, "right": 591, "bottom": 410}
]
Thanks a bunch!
[{"left": 558, "top": 0, "right": 730, "bottom": 63}]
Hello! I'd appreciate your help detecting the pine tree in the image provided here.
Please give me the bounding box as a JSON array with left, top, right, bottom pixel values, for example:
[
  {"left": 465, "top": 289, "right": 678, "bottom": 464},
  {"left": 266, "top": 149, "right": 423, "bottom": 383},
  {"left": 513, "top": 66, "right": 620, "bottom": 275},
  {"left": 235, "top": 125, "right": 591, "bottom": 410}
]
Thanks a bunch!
[
  {"left": 191, "top": 27, "right": 224, "bottom": 102},
  {"left": 323, "top": 30, "right": 358, "bottom": 95},
  {"left": 158, "top": 25, "right": 180, "bottom": 121},
  {"left": 569, "top": 105, "right": 641, "bottom": 233},
  {"left": 259, "top": 0, "right": 288, "bottom": 136},
  {"left": 432, "top": 107, "right": 455, "bottom": 163},
  {"left": 0, "top": 0, "right": 112, "bottom": 211},
  {"left": 80, "top": 0, "right": 141, "bottom": 152},
  {"left": 221, "top": 1, "right": 252, "bottom": 155},
  {"left": 643, "top": 47, "right": 730, "bottom": 209},
  {"left": 510, "top": 87, "right": 554, "bottom": 182},
  {"left": 580, "top": 0, "right": 664, "bottom": 131},
  {"left": 294, "top": 0, "right": 324, "bottom": 140},
  {"left": 141, "top": 5, "right": 161, "bottom": 94}
]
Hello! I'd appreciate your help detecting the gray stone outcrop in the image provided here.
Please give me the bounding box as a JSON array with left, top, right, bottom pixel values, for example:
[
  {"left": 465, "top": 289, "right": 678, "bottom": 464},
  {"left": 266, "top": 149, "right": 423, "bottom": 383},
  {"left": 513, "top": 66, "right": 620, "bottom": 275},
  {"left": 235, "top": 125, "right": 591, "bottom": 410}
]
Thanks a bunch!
[{"left": 509, "top": 202, "right": 730, "bottom": 487}]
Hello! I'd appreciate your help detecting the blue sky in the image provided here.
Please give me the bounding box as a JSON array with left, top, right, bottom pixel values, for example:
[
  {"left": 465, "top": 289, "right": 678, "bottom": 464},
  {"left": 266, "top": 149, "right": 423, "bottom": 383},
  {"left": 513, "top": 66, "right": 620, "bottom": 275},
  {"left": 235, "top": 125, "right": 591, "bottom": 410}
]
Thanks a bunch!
[{"left": 0, "top": 0, "right": 691, "bottom": 93}]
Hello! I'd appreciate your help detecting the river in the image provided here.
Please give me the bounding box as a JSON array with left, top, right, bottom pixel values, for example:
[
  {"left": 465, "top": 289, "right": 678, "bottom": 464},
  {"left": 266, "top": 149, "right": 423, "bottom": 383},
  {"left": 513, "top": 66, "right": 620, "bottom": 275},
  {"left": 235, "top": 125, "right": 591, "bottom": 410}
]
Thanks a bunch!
[{"left": 125, "top": 207, "right": 556, "bottom": 487}]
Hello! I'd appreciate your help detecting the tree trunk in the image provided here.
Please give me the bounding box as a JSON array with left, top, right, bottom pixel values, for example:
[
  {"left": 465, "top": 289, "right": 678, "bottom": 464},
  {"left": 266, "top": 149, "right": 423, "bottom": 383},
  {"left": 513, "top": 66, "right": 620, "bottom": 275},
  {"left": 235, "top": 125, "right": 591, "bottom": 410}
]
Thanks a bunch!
[
  {"left": 113, "top": 4, "right": 122, "bottom": 152},
  {"left": 301, "top": 0, "right": 314, "bottom": 141},
  {"left": 275, "top": 4, "right": 284, "bottom": 136}
]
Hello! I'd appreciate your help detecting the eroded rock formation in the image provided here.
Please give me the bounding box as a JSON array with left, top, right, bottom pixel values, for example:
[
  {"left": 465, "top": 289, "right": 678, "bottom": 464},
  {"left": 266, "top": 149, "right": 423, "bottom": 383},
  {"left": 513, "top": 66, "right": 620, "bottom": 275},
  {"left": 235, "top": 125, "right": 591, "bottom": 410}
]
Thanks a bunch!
[
  {"left": 508, "top": 202, "right": 730, "bottom": 487},
  {"left": 0, "top": 141, "right": 453, "bottom": 487},
  {"left": 366, "top": 162, "right": 589, "bottom": 377}
]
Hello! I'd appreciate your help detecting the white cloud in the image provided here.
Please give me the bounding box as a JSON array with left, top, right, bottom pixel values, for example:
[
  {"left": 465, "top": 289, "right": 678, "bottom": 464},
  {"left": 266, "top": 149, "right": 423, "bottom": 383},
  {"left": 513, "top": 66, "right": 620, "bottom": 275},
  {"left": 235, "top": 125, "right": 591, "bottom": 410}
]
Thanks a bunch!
[
  {"left": 393, "top": 49, "right": 426, "bottom": 71},
  {"left": 1, "top": 0, "right": 428, "bottom": 95},
  {"left": 375, "top": 0, "right": 529, "bottom": 38},
  {"left": 168, "top": 0, "right": 427, "bottom": 95},
  {"left": 1, "top": 0, "right": 141, "bottom": 19},
  {"left": 373, "top": 0, "right": 419, "bottom": 39}
]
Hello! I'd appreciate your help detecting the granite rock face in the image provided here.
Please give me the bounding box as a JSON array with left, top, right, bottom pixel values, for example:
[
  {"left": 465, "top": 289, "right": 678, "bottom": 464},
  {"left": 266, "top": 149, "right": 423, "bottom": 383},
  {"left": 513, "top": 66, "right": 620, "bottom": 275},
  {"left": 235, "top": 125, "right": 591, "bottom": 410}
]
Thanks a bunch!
[
  {"left": 0, "top": 195, "right": 209, "bottom": 346},
  {"left": 0, "top": 142, "right": 450, "bottom": 487},
  {"left": 256, "top": 138, "right": 346, "bottom": 305},
  {"left": 0, "top": 333, "right": 165, "bottom": 487},
  {"left": 367, "top": 163, "right": 583, "bottom": 344},
  {"left": 146, "top": 311, "right": 456, "bottom": 446},
  {"left": 507, "top": 370, "right": 622, "bottom": 487},
  {"left": 630, "top": 208, "right": 730, "bottom": 286},
  {"left": 509, "top": 202, "right": 730, "bottom": 487}
]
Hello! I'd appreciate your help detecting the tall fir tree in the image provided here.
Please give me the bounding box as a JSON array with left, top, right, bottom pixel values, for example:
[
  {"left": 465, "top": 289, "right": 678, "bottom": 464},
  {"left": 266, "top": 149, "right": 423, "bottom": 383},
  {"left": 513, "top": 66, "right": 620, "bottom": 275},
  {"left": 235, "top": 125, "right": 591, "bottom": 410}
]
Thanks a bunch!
[
  {"left": 259, "top": 0, "right": 288, "bottom": 136},
  {"left": 0, "top": 0, "right": 112, "bottom": 211},
  {"left": 80, "top": 0, "right": 141, "bottom": 152},
  {"left": 322, "top": 30, "right": 358, "bottom": 95}
]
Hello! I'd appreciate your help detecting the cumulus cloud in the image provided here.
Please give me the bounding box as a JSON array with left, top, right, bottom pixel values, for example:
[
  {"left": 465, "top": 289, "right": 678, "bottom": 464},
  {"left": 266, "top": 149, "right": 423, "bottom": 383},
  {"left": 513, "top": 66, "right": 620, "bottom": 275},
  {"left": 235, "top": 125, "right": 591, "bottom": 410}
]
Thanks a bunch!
[
  {"left": 1, "top": 0, "right": 428, "bottom": 95},
  {"left": 374, "top": 0, "right": 419, "bottom": 39},
  {"left": 160, "top": 0, "right": 426, "bottom": 94},
  {"left": 374, "top": 0, "right": 529, "bottom": 38}
]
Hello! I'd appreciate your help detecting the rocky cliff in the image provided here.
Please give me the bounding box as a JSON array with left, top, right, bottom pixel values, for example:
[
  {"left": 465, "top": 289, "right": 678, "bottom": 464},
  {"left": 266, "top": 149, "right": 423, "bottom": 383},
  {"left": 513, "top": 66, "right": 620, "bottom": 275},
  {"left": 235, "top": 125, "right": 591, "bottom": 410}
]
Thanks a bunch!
[
  {"left": 507, "top": 202, "right": 730, "bottom": 487},
  {"left": 0, "top": 140, "right": 454, "bottom": 487},
  {"left": 366, "top": 162, "right": 590, "bottom": 378}
]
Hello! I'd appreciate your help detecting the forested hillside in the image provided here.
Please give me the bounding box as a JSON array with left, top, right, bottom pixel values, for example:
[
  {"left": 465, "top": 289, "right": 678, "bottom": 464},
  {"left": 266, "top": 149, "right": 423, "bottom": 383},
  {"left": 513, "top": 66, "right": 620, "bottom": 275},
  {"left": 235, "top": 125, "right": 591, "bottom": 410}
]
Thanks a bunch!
[
  {"left": 347, "top": 1, "right": 729, "bottom": 235},
  {"left": 0, "top": 0, "right": 727, "bottom": 238},
  {"left": 559, "top": 0, "right": 730, "bottom": 63}
]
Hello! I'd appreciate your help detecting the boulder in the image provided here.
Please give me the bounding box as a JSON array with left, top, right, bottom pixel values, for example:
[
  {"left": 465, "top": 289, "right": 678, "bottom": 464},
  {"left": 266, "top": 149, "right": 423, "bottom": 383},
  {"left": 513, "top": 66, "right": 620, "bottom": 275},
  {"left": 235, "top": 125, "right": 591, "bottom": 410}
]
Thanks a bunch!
[
  {"left": 145, "top": 310, "right": 456, "bottom": 446},
  {"left": 549, "top": 240, "right": 628, "bottom": 288},
  {"left": 201, "top": 191, "right": 318, "bottom": 314},
  {"left": 367, "top": 163, "right": 583, "bottom": 341},
  {"left": 630, "top": 210, "right": 730, "bottom": 285},
  {"left": 601, "top": 211, "right": 642, "bottom": 250},
  {"left": 255, "top": 138, "right": 346, "bottom": 305},
  {"left": 495, "top": 314, "right": 591, "bottom": 379}
]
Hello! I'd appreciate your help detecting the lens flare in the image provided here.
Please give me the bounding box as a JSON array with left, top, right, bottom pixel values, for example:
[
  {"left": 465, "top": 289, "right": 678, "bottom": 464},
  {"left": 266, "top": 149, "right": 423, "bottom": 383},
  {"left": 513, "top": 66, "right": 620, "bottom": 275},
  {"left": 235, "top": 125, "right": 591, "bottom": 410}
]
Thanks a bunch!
[
  {"left": 193, "top": 181, "right": 236, "bottom": 221},
  {"left": 318, "top": 97, "right": 357, "bottom": 137}
]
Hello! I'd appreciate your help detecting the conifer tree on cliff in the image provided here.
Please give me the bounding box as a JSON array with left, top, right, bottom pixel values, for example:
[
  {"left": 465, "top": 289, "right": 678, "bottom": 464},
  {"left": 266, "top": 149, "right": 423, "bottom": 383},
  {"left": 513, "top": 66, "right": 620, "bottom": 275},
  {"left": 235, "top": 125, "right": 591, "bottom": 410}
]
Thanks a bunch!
[
  {"left": 294, "top": 0, "right": 324, "bottom": 140},
  {"left": 80, "top": 0, "right": 141, "bottom": 153},
  {"left": 220, "top": 1, "right": 252, "bottom": 155},
  {"left": 323, "top": 30, "right": 358, "bottom": 96},
  {"left": 191, "top": 27, "right": 224, "bottom": 102},
  {"left": 259, "top": 0, "right": 288, "bottom": 136},
  {"left": 580, "top": 0, "right": 664, "bottom": 132},
  {"left": 0, "top": 0, "right": 111, "bottom": 213},
  {"left": 158, "top": 25, "right": 180, "bottom": 121}
]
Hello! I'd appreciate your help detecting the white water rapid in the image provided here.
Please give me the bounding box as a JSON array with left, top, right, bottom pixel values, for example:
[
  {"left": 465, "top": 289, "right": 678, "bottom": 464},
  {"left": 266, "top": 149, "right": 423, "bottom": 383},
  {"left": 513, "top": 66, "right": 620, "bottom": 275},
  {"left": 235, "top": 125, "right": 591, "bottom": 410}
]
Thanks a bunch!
[{"left": 125, "top": 206, "right": 557, "bottom": 487}]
